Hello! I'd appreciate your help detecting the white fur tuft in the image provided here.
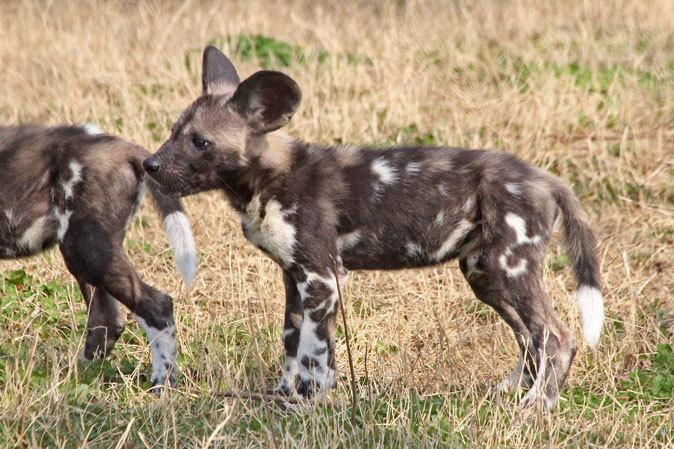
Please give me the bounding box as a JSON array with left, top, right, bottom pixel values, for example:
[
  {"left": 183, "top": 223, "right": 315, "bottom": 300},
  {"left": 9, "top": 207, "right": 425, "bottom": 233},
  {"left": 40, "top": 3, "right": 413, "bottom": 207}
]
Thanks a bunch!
[
  {"left": 80, "top": 122, "right": 105, "bottom": 136},
  {"left": 577, "top": 285, "right": 604, "bottom": 348},
  {"left": 163, "top": 211, "right": 197, "bottom": 288}
]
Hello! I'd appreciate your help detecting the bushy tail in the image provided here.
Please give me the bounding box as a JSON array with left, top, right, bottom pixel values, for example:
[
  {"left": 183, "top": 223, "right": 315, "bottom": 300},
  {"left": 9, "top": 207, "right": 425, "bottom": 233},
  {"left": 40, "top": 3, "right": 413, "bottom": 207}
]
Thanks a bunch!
[
  {"left": 146, "top": 178, "right": 198, "bottom": 289},
  {"left": 553, "top": 181, "right": 603, "bottom": 348}
]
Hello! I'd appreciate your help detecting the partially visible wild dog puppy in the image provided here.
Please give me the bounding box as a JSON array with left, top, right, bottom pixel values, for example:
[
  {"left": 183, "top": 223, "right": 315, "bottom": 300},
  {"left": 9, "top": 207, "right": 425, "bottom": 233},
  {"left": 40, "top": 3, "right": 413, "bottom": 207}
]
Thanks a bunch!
[
  {"left": 0, "top": 124, "right": 197, "bottom": 392},
  {"left": 144, "top": 46, "right": 603, "bottom": 409}
]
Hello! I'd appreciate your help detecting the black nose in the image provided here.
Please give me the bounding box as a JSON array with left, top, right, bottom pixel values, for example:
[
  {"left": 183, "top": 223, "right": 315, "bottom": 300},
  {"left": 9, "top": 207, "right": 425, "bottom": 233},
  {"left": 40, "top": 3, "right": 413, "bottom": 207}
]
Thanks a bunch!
[{"left": 143, "top": 157, "right": 160, "bottom": 173}]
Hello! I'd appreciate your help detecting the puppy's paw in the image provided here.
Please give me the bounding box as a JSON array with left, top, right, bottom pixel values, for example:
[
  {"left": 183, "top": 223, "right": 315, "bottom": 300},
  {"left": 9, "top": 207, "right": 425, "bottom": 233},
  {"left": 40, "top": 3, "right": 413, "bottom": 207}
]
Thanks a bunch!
[{"left": 150, "top": 369, "right": 177, "bottom": 396}]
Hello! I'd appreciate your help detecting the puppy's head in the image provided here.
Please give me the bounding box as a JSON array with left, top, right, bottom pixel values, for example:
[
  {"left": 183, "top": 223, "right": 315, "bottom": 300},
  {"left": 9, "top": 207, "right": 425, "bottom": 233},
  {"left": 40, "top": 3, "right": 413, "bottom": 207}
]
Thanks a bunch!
[{"left": 144, "top": 46, "right": 302, "bottom": 196}]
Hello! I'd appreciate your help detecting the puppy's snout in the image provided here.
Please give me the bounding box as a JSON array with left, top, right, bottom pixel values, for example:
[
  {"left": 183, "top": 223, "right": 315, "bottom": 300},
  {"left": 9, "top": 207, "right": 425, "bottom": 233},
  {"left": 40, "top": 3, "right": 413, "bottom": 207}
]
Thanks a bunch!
[{"left": 143, "top": 157, "right": 160, "bottom": 173}]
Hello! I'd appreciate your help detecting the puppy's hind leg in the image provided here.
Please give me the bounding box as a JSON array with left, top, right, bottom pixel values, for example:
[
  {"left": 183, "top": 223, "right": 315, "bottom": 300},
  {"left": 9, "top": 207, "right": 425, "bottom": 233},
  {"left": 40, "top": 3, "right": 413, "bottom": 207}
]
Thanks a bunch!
[
  {"left": 75, "top": 279, "right": 126, "bottom": 362},
  {"left": 60, "top": 224, "right": 178, "bottom": 394},
  {"left": 459, "top": 254, "right": 536, "bottom": 396}
]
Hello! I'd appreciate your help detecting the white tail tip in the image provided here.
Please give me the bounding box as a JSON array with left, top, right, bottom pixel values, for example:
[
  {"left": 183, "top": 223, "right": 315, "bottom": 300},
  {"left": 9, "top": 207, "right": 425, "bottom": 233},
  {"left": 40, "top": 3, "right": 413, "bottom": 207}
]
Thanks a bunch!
[
  {"left": 163, "top": 211, "right": 198, "bottom": 288},
  {"left": 577, "top": 285, "right": 604, "bottom": 348}
]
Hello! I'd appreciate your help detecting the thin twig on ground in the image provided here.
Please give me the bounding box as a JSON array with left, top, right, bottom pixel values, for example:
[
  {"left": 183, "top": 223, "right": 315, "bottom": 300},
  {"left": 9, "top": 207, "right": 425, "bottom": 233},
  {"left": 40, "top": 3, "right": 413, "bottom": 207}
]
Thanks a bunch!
[{"left": 332, "top": 257, "right": 359, "bottom": 428}]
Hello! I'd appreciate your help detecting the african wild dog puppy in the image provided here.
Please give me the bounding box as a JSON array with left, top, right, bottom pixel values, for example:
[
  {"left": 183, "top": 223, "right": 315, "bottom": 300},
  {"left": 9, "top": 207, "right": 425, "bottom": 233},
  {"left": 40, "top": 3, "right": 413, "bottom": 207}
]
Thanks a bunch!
[
  {"left": 144, "top": 46, "right": 604, "bottom": 408},
  {"left": 0, "top": 124, "right": 197, "bottom": 392}
]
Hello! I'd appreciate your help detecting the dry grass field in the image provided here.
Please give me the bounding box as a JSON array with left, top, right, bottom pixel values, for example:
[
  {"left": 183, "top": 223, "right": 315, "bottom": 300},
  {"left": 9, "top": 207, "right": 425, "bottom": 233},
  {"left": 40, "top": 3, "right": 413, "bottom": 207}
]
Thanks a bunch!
[{"left": 1, "top": 0, "right": 673, "bottom": 447}]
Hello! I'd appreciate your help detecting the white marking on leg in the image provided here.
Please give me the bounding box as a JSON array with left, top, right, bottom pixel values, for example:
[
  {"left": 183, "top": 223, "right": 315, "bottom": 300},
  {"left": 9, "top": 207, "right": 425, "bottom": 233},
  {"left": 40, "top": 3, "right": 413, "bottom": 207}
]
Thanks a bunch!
[
  {"left": 282, "top": 328, "right": 295, "bottom": 341},
  {"left": 54, "top": 208, "right": 72, "bottom": 241},
  {"left": 371, "top": 158, "right": 397, "bottom": 185},
  {"left": 297, "top": 316, "right": 335, "bottom": 389},
  {"left": 577, "top": 285, "right": 604, "bottom": 348},
  {"left": 297, "top": 272, "right": 340, "bottom": 315},
  {"left": 163, "top": 210, "right": 198, "bottom": 288},
  {"left": 337, "top": 229, "right": 361, "bottom": 252},
  {"left": 296, "top": 271, "right": 340, "bottom": 391},
  {"left": 498, "top": 213, "right": 541, "bottom": 277},
  {"left": 80, "top": 122, "right": 105, "bottom": 136},
  {"left": 499, "top": 249, "right": 528, "bottom": 277},
  {"left": 18, "top": 216, "right": 52, "bottom": 251},
  {"left": 432, "top": 219, "right": 474, "bottom": 262},
  {"left": 62, "top": 161, "right": 83, "bottom": 200},
  {"left": 504, "top": 213, "right": 541, "bottom": 245},
  {"left": 133, "top": 314, "right": 177, "bottom": 388},
  {"left": 278, "top": 355, "right": 299, "bottom": 390}
]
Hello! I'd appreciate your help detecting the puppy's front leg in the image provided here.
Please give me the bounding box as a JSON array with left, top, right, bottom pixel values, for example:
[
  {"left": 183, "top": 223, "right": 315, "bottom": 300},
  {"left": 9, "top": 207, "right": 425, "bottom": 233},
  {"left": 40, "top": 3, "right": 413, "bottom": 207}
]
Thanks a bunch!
[
  {"left": 271, "top": 270, "right": 303, "bottom": 395},
  {"left": 293, "top": 266, "right": 342, "bottom": 398}
]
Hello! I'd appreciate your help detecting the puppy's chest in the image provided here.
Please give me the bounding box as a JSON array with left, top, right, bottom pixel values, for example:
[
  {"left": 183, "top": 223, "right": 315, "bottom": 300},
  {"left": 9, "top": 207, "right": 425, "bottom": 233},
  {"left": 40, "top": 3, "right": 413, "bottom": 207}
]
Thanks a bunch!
[{"left": 239, "top": 194, "right": 297, "bottom": 267}]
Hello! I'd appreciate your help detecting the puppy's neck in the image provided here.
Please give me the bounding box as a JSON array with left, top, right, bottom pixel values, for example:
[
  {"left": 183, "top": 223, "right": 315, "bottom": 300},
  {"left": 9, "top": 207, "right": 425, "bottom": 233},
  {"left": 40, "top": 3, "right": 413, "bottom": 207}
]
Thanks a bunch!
[
  {"left": 224, "top": 131, "right": 298, "bottom": 212},
  {"left": 246, "top": 131, "right": 296, "bottom": 174}
]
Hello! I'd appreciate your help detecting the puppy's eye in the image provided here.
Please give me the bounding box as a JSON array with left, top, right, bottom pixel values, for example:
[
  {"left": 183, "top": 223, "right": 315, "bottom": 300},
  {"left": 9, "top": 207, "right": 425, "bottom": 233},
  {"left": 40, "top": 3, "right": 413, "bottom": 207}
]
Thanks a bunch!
[{"left": 192, "top": 136, "right": 211, "bottom": 149}]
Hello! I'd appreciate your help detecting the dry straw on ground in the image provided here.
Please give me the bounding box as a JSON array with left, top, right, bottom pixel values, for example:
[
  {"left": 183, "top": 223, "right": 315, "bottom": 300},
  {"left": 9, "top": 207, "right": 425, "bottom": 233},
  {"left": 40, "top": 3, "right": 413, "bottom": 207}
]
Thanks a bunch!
[{"left": 1, "top": 0, "right": 673, "bottom": 447}]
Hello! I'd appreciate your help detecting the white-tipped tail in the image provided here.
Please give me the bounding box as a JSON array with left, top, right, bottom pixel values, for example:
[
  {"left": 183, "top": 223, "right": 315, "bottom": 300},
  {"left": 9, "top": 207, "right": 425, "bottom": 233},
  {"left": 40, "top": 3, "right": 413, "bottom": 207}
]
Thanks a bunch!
[
  {"left": 577, "top": 285, "right": 604, "bottom": 348},
  {"left": 163, "top": 211, "right": 197, "bottom": 288}
]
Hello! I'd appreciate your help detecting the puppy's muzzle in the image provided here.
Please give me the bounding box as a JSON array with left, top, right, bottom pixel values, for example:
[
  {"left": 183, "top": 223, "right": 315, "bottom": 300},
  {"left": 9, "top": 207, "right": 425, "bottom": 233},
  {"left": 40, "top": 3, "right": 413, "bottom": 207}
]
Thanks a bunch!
[{"left": 143, "top": 156, "right": 160, "bottom": 173}]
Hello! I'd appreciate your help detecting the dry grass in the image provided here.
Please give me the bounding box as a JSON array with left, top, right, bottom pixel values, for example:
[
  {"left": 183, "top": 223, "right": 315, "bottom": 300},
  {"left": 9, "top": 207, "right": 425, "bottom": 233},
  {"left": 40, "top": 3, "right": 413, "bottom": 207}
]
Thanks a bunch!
[{"left": 1, "top": 0, "right": 673, "bottom": 447}]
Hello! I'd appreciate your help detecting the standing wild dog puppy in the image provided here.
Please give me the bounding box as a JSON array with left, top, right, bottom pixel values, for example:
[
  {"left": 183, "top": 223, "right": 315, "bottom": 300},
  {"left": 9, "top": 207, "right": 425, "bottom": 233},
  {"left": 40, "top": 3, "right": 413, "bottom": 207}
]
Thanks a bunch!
[
  {"left": 0, "top": 124, "right": 197, "bottom": 391},
  {"left": 144, "top": 46, "right": 603, "bottom": 408}
]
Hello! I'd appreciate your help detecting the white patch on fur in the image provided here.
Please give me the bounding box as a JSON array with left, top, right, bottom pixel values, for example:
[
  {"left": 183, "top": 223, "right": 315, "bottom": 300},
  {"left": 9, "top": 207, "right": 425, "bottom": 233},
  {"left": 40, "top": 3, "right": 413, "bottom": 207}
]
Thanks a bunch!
[
  {"left": 577, "top": 285, "right": 604, "bottom": 348},
  {"left": 437, "top": 183, "right": 449, "bottom": 196},
  {"left": 282, "top": 328, "right": 295, "bottom": 341},
  {"left": 278, "top": 355, "right": 299, "bottom": 390},
  {"left": 241, "top": 195, "right": 297, "bottom": 267},
  {"left": 405, "top": 161, "right": 422, "bottom": 175},
  {"left": 80, "top": 122, "right": 105, "bottom": 136},
  {"left": 498, "top": 213, "right": 541, "bottom": 277},
  {"left": 371, "top": 158, "right": 397, "bottom": 185},
  {"left": 163, "top": 211, "right": 197, "bottom": 288},
  {"left": 499, "top": 249, "right": 528, "bottom": 277},
  {"left": 297, "top": 272, "right": 339, "bottom": 312},
  {"left": 132, "top": 180, "right": 146, "bottom": 217},
  {"left": 432, "top": 219, "right": 474, "bottom": 261},
  {"left": 18, "top": 216, "right": 52, "bottom": 251},
  {"left": 505, "top": 213, "right": 541, "bottom": 245},
  {"left": 4, "top": 209, "right": 13, "bottom": 222},
  {"left": 505, "top": 183, "right": 522, "bottom": 197},
  {"left": 133, "top": 314, "right": 177, "bottom": 387},
  {"left": 54, "top": 208, "right": 73, "bottom": 241},
  {"left": 297, "top": 316, "right": 336, "bottom": 390},
  {"left": 62, "top": 161, "right": 83, "bottom": 200},
  {"left": 124, "top": 180, "right": 146, "bottom": 232},
  {"left": 462, "top": 197, "right": 474, "bottom": 212},
  {"left": 463, "top": 251, "right": 483, "bottom": 278},
  {"left": 434, "top": 211, "right": 445, "bottom": 225},
  {"left": 295, "top": 270, "right": 342, "bottom": 391},
  {"left": 337, "top": 229, "right": 361, "bottom": 252},
  {"left": 406, "top": 241, "right": 423, "bottom": 257}
]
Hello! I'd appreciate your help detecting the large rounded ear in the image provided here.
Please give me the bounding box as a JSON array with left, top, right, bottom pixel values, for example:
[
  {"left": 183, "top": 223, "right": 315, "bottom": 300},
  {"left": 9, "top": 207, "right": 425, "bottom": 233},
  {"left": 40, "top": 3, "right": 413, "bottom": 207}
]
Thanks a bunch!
[
  {"left": 202, "top": 45, "right": 240, "bottom": 96},
  {"left": 228, "top": 71, "right": 302, "bottom": 134}
]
